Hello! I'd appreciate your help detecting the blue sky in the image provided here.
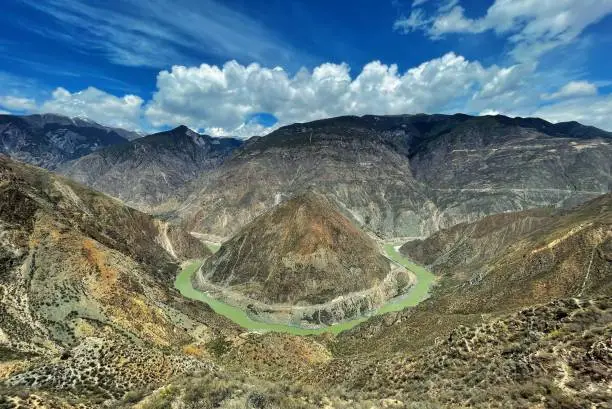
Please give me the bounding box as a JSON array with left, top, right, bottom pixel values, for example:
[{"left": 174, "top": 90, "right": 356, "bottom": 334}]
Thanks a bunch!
[{"left": 1, "top": 0, "right": 612, "bottom": 136}]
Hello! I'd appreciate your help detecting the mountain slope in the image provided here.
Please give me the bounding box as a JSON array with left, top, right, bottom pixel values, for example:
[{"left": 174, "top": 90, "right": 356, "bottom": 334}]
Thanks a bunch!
[
  {"left": 174, "top": 114, "right": 612, "bottom": 239},
  {"left": 316, "top": 297, "right": 611, "bottom": 408},
  {"left": 60, "top": 125, "right": 242, "bottom": 209},
  {"left": 336, "top": 193, "right": 611, "bottom": 358},
  {"left": 0, "top": 155, "right": 246, "bottom": 399},
  {"left": 0, "top": 114, "right": 136, "bottom": 169},
  {"left": 195, "top": 192, "right": 412, "bottom": 326}
]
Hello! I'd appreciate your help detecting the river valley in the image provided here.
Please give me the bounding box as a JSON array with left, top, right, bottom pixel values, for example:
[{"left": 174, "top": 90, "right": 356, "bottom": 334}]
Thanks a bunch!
[{"left": 174, "top": 242, "right": 436, "bottom": 335}]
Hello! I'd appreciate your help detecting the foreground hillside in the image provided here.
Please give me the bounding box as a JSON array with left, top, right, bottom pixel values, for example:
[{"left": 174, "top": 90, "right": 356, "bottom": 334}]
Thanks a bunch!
[
  {"left": 0, "top": 155, "right": 243, "bottom": 399},
  {"left": 175, "top": 114, "right": 611, "bottom": 239}
]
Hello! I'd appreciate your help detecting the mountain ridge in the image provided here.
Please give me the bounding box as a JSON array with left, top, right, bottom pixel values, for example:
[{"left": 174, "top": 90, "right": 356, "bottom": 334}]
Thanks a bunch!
[
  {"left": 59, "top": 125, "right": 243, "bottom": 209},
  {"left": 173, "top": 113, "right": 611, "bottom": 239}
]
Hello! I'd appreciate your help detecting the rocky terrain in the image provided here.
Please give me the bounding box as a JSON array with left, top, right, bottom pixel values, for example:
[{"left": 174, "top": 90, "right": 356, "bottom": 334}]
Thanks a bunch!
[
  {"left": 0, "top": 114, "right": 139, "bottom": 170},
  {"left": 107, "top": 192, "right": 611, "bottom": 408},
  {"left": 195, "top": 192, "right": 412, "bottom": 326},
  {"left": 173, "top": 114, "right": 612, "bottom": 239},
  {"left": 0, "top": 113, "right": 610, "bottom": 408},
  {"left": 0, "top": 155, "right": 245, "bottom": 401},
  {"left": 60, "top": 126, "right": 242, "bottom": 210}
]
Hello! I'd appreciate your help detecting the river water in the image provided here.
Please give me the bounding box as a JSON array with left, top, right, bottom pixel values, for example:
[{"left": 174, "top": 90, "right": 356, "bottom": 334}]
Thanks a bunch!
[{"left": 174, "top": 243, "right": 435, "bottom": 335}]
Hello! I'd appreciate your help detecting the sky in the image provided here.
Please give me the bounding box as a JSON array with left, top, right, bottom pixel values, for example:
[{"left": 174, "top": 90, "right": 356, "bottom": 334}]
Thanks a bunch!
[{"left": 1, "top": 0, "right": 612, "bottom": 136}]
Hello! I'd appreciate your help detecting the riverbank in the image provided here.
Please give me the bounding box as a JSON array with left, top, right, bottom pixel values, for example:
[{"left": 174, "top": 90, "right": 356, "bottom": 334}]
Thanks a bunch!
[{"left": 174, "top": 243, "right": 435, "bottom": 335}]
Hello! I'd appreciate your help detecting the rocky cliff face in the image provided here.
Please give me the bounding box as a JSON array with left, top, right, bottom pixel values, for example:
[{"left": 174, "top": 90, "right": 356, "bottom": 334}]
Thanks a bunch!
[
  {"left": 0, "top": 114, "right": 137, "bottom": 169},
  {"left": 60, "top": 125, "right": 242, "bottom": 210},
  {"left": 195, "top": 192, "right": 412, "bottom": 326},
  {"left": 175, "top": 114, "right": 611, "bottom": 239}
]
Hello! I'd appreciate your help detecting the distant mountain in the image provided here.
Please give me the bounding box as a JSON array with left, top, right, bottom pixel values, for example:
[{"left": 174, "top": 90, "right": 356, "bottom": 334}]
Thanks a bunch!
[
  {"left": 174, "top": 114, "right": 612, "bottom": 239},
  {"left": 195, "top": 191, "right": 410, "bottom": 326},
  {"left": 0, "top": 114, "right": 140, "bottom": 169},
  {"left": 60, "top": 125, "right": 243, "bottom": 209}
]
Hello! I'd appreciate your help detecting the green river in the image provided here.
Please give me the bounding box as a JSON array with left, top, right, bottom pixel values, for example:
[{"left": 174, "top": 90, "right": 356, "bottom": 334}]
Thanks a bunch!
[{"left": 174, "top": 243, "right": 435, "bottom": 335}]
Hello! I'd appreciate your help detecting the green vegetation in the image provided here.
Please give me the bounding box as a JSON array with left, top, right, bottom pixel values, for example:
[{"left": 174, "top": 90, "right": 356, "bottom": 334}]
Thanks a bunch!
[
  {"left": 174, "top": 243, "right": 437, "bottom": 335},
  {"left": 205, "top": 242, "right": 221, "bottom": 253}
]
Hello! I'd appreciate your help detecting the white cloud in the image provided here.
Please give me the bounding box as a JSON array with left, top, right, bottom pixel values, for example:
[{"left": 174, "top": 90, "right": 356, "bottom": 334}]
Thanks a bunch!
[
  {"left": 541, "top": 81, "right": 598, "bottom": 100},
  {"left": 41, "top": 87, "right": 144, "bottom": 130},
  {"left": 412, "top": 0, "right": 430, "bottom": 7},
  {"left": 20, "top": 0, "right": 309, "bottom": 68},
  {"left": 0, "top": 95, "right": 37, "bottom": 112},
  {"left": 395, "top": 0, "right": 612, "bottom": 60},
  {"left": 146, "top": 53, "right": 511, "bottom": 135},
  {"left": 394, "top": 9, "right": 432, "bottom": 33},
  {"left": 24, "top": 54, "right": 612, "bottom": 135},
  {"left": 479, "top": 109, "right": 501, "bottom": 116}
]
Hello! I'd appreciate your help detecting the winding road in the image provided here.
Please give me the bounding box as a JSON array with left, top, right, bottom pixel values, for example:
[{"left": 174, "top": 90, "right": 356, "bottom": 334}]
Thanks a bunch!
[{"left": 174, "top": 243, "right": 435, "bottom": 335}]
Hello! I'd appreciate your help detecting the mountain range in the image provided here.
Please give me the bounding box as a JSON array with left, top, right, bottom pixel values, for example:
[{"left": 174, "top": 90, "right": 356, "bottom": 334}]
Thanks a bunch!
[
  {"left": 0, "top": 112, "right": 610, "bottom": 408},
  {"left": 60, "top": 125, "right": 242, "bottom": 210},
  {"left": 0, "top": 114, "right": 141, "bottom": 170},
  {"left": 172, "top": 114, "right": 612, "bottom": 239}
]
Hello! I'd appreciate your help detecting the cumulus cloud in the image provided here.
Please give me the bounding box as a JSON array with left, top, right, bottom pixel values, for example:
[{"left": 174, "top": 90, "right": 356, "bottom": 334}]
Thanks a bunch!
[
  {"left": 0, "top": 95, "right": 37, "bottom": 112},
  {"left": 395, "top": 0, "right": 612, "bottom": 60},
  {"left": 41, "top": 87, "right": 144, "bottom": 130},
  {"left": 26, "top": 54, "right": 612, "bottom": 135},
  {"left": 145, "top": 53, "right": 520, "bottom": 135},
  {"left": 541, "top": 81, "right": 598, "bottom": 100}
]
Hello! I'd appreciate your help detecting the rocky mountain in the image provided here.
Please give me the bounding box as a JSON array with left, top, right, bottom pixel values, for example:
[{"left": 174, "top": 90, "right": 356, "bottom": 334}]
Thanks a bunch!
[
  {"left": 195, "top": 192, "right": 412, "bottom": 326},
  {"left": 0, "top": 114, "right": 139, "bottom": 169},
  {"left": 60, "top": 125, "right": 242, "bottom": 209},
  {"left": 174, "top": 114, "right": 612, "bottom": 239}
]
